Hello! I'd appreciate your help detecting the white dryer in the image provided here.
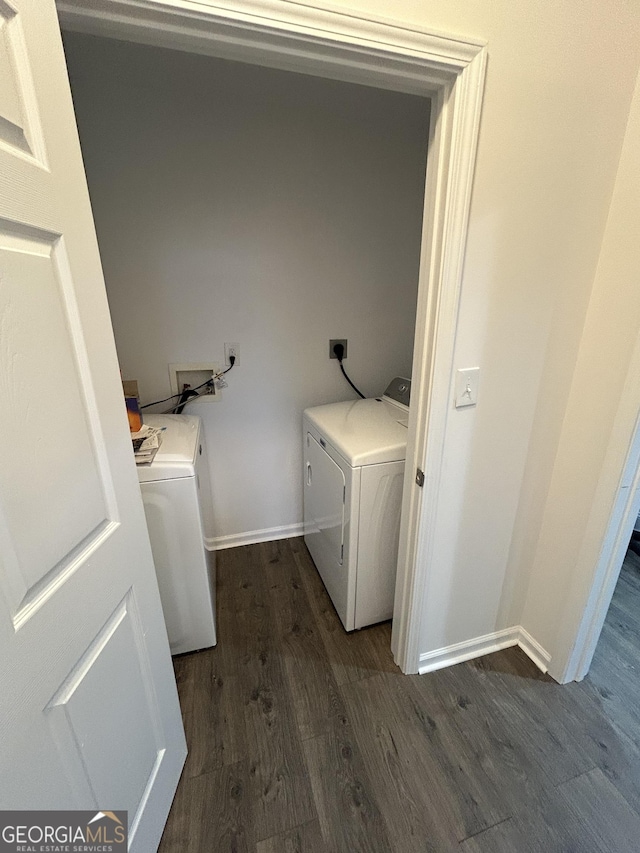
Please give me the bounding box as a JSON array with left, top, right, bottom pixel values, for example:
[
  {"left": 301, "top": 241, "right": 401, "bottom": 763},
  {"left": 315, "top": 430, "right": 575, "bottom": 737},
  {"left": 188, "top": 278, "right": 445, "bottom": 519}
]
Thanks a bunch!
[
  {"left": 303, "top": 377, "right": 410, "bottom": 631},
  {"left": 137, "top": 414, "right": 216, "bottom": 655}
]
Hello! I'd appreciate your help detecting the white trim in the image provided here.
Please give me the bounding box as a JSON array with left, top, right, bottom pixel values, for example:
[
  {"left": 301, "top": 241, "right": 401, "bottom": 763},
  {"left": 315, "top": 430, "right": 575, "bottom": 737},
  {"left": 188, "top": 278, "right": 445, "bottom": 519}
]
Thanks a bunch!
[
  {"left": 517, "top": 627, "right": 551, "bottom": 674},
  {"left": 418, "top": 628, "right": 518, "bottom": 674},
  {"left": 56, "top": 0, "right": 487, "bottom": 675},
  {"left": 391, "top": 44, "right": 487, "bottom": 673},
  {"left": 56, "top": 1, "right": 484, "bottom": 71},
  {"left": 418, "top": 627, "right": 550, "bottom": 676},
  {"left": 205, "top": 522, "right": 304, "bottom": 551}
]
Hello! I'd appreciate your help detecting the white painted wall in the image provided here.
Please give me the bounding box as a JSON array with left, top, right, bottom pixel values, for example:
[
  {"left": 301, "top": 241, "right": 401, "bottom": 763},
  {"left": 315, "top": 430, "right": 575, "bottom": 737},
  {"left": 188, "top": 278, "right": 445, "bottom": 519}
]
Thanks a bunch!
[
  {"left": 63, "top": 33, "right": 429, "bottom": 545},
  {"left": 520, "top": 66, "right": 640, "bottom": 679},
  {"left": 315, "top": 0, "right": 640, "bottom": 660}
]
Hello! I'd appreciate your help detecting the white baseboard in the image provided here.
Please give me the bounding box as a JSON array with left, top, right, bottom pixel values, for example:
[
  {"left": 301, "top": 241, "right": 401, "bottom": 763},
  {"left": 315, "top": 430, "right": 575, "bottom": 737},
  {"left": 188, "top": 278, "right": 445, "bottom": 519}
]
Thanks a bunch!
[
  {"left": 517, "top": 627, "right": 551, "bottom": 673},
  {"left": 205, "top": 522, "right": 304, "bottom": 551},
  {"left": 418, "top": 627, "right": 519, "bottom": 674},
  {"left": 418, "top": 626, "right": 550, "bottom": 675}
]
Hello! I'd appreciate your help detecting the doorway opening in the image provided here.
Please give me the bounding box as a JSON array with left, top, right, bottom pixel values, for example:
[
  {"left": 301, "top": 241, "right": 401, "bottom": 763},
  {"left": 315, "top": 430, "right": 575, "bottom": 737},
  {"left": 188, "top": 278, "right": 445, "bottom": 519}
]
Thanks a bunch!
[{"left": 57, "top": 0, "right": 487, "bottom": 673}]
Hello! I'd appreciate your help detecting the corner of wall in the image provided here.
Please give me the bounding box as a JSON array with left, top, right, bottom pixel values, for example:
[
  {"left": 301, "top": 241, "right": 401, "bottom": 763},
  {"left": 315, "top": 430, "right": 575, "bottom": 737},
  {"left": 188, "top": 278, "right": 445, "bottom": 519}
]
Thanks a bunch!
[{"left": 516, "top": 62, "right": 640, "bottom": 679}]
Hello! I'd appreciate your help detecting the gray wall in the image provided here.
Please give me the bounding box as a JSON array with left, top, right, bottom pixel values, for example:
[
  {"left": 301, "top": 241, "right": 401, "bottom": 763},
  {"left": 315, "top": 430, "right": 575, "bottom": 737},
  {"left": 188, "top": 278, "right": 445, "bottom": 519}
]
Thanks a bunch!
[{"left": 63, "top": 32, "right": 429, "bottom": 545}]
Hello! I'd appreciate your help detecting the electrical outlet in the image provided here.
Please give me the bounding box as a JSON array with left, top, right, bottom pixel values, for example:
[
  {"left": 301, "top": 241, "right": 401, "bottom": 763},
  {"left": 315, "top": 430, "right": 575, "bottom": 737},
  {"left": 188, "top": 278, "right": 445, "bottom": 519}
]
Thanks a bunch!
[
  {"left": 330, "top": 339, "right": 348, "bottom": 359},
  {"left": 224, "top": 342, "right": 240, "bottom": 366}
]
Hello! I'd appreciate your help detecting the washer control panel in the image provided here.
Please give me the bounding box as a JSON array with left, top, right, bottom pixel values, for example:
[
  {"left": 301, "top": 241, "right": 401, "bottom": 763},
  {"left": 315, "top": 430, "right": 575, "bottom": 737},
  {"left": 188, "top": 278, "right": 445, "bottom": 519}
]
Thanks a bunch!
[{"left": 383, "top": 376, "right": 411, "bottom": 408}]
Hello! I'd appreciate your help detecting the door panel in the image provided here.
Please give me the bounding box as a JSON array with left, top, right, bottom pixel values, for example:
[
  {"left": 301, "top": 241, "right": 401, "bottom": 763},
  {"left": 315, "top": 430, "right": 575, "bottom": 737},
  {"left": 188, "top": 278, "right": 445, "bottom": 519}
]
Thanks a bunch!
[
  {"left": 0, "top": 225, "right": 113, "bottom": 621},
  {"left": 46, "top": 592, "right": 164, "bottom": 823},
  {"left": 0, "top": 0, "right": 45, "bottom": 162},
  {"left": 0, "top": 2, "right": 186, "bottom": 848}
]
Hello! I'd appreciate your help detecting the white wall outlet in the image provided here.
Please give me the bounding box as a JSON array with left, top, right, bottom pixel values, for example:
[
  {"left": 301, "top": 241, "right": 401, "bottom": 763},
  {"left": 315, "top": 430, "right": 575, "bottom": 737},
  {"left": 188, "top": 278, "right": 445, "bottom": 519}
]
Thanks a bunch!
[
  {"left": 455, "top": 367, "right": 479, "bottom": 408},
  {"left": 224, "top": 342, "right": 240, "bottom": 366}
]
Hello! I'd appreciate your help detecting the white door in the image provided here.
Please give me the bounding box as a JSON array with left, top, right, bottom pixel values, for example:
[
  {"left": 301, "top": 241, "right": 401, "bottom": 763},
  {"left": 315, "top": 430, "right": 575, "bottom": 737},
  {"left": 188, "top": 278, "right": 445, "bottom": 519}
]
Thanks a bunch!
[{"left": 0, "top": 0, "right": 186, "bottom": 848}]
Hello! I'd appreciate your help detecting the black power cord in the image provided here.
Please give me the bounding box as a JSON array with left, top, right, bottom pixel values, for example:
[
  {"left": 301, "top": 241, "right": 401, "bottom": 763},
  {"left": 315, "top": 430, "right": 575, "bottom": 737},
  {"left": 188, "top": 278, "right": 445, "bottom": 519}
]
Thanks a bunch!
[
  {"left": 333, "top": 343, "right": 365, "bottom": 398},
  {"left": 140, "top": 377, "right": 212, "bottom": 410},
  {"left": 174, "top": 388, "right": 199, "bottom": 414}
]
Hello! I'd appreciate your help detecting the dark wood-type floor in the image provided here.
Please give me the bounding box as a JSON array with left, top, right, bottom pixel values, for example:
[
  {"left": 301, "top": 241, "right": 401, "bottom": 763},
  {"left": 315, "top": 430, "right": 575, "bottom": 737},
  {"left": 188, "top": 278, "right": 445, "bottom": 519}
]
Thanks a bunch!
[{"left": 158, "top": 539, "right": 640, "bottom": 852}]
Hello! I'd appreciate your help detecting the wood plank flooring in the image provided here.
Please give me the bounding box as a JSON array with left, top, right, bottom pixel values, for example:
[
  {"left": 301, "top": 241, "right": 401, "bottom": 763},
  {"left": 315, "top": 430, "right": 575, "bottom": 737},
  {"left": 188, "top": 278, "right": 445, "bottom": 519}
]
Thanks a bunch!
[{"left": 158, "top": 539, "right": 640, "bottom": 852}]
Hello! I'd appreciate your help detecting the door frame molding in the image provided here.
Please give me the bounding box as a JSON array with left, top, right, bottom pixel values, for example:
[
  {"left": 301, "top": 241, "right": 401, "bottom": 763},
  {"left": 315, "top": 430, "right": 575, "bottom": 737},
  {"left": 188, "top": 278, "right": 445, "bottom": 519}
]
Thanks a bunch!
[{"left": 57, "top": 0, "right": 487, "bottom": 673}]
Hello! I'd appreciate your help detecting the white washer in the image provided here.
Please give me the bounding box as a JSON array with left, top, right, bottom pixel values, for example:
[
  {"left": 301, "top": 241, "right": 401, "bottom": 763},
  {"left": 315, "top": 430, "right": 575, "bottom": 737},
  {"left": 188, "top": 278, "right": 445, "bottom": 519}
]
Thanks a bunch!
[
  {"left": 137, "top": 414, "right": 216, "bottom": 655},
  {"left": 303, "top": 377, "right": 410, "bottom": 631}
]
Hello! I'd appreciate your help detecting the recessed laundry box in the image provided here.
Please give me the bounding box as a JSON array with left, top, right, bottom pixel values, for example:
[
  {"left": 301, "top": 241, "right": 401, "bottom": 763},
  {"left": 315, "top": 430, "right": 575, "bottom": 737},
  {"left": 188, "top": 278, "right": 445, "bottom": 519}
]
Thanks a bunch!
[
  {"left": 137, "top": 413, "right": 216, "bottom": 655},
  {"left": 303, "top": 377, "right": 410, "bottom": 631}
]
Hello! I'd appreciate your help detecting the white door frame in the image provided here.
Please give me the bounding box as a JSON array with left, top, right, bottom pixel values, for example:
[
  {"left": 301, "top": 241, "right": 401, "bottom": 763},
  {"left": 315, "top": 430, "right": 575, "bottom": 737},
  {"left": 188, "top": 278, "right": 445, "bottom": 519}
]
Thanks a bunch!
[{"left": 56, "top": 0, "right": 487, "bottom": 673}]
